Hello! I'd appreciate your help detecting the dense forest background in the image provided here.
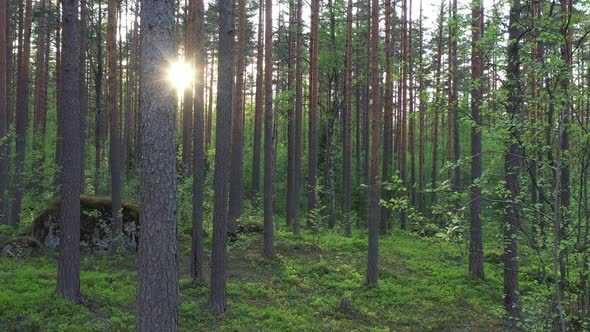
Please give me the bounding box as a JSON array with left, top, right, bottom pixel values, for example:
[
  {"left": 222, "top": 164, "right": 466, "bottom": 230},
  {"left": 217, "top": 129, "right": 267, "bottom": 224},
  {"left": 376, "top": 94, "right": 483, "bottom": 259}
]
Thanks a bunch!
[{"left": 2, "top": 0, "right": 590, "bottom": 330}]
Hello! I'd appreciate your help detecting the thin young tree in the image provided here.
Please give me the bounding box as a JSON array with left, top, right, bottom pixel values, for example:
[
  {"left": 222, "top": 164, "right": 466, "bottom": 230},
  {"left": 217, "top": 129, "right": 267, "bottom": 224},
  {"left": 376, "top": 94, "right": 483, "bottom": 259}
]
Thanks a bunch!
[
  {"left": 57, "top": 0, "right": 82, "bottom": 302},
  {"left": 263, "top": 0, "right": 274, "bottom": 257},
  {"left": 469, "top": 0, "right": 484, "bottom": 280},
  {"left": 209, "top": 0, "right": 235, "bottom": 313},
  {"left": 503, "top": 0, "right": 523, "bottom": 318},
  {"left": 107, "top": 0, "right": 122, "bottom": 246},
  {"left": 228, "top": 0, "right": 247, "bottom": 236},
  {"left": 191, "top": 0, "right": 205, "bottom": 283},
  {"left": 136, "top": 0, "right": 179, "bottom": 328},
  {"left": 367, "top": 0, "right": 381, "bottom": 286}
]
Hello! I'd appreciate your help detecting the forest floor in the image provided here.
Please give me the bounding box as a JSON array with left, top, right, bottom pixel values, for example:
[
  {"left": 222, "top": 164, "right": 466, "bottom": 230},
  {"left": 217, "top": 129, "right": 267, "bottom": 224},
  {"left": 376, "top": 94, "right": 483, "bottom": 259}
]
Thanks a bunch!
[{"left": 0, "top": 227, "right": 510, "bottom": 331}]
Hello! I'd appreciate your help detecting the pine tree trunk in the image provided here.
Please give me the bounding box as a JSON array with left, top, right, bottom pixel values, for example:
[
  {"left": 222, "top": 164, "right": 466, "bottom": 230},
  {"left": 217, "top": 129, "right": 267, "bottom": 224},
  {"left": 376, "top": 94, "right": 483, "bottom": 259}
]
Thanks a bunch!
[
  {"left": 94, "top": 1, "right": 104, "bottom": 194},
  {"left": 293, "top": 0, "right": 303, "bottom": 234},
  {"left": 12, "top": 0, "right": 32, "bottom": 227},
  {"left": 228, "top": 0, "right": 246, "bottom": 236},
  {"left": 57, "top": 0, "right": 82, "bottom": 302},
  {"left": 367, "top": 0, "right": 381, "bottom": 286},
  {"left": 209, "top": 0, "right": 235, "bottom": 314},
  {"left": 251, "top": 0, "right": 264, "bottom": 204},
  {"left": 380, "top": 0, "right": 393, "bottom": 235},
  {"left": 107, "top": 0, "right": 122, "bottom": 248},
  {"left": 0, "top": 0, "right": 8, "bottom": 225},
  {"left": 263, "top": 0, "right": 274, "bottom": 257},
  {"left": 191, "top": 0, "right": 205, "bottom": 283},
  {"left": 343, "top": 0, "right": 353, "bottom": 237},
  {"left": 431, "top": 1, "right": 444, "bottom": 205},
  {"left": 136, "top": 0, "right": 178, "bottom": 327},
  {"left": 308, "top": 0, "right": 319, "bottom": 225}
]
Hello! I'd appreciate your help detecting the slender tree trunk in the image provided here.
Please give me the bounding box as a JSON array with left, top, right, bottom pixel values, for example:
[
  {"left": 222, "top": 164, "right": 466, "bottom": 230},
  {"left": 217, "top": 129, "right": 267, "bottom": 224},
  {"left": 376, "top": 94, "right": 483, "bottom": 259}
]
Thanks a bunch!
[
  {"left": 308, "top": 0, "right": 319, "bottom": 225},
  {"left": 367, "top": 0, "right": 381, "bottom": 286},
  {"left": 228, "top": 0, "right": 246, "bottom": 236},
  {"left": 450, "top": 0, "right": 460, "bottom": 191},
  {"left": 107, "top": 0, "right": 122, "bottom": 247},
  {"left": 57, "top": 0, "right": 82, "bottom": 302},
  {"left": 182, "top": 9, "right": 193, "bottom": 174},
  {"left": 293, "top": 0, "right": 303, "bottom": 234},
  {"left": 380, "top": 0, "right": 393, "bottom": 235},
  {"left": 136, "top": 0, "right": 178, "bottom": 327},
  {"left": 0, "top": 0, "right": 8, "bottom": 224},
  {"left": 399, "top": 0, "right": 408, "bottom": 229},
  {"left": 191, "top": 0, "right": 205, "bottom": 283},
  {"left": 263, "top": 0, "right": 274, "bottom": 257},
  {"left": 94, "top": 1, "right": 104, "bottom": 194},
  {"left": 469, "top": 0, "right": 484, "bottom": 280},
  {"left": 343, "top": 0, "right": 353, "bottom": 237},
  {"left": 209, "top": 0, "right": 235, "bottom": 314},
  {"left": 79, "top": 0, "right": 87, "bottom": 192},
  {"left": 12, "top": 0, "right": 32, "bottom": 227},
  {"left": 558, "top": 0, "right": 572, "bottom": 290},
  {"left": 417, "top": 0, "right": 426, "bottom": 214},
  {"left": 503, "top": 0, "right": 522, "bottom": 319},
  {"left": 251, "top": 0, "right": 264, "bottom": 204},
  {"left": 286, "top": 0, "right": 295, "bottom": 229},
  {"left": 408, "top": 0, "right": 416, "bottom": 207},
  {"left": 431, "top": 2, "right": 444, "bottom": 205}
]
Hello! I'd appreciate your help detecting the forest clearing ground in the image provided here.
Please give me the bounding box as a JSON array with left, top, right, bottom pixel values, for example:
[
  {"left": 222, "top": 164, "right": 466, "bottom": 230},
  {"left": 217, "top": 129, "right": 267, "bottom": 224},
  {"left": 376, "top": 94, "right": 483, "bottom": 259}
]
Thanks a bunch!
[{"left": 0, "top": 228, "right": 509, "bottom": 331}]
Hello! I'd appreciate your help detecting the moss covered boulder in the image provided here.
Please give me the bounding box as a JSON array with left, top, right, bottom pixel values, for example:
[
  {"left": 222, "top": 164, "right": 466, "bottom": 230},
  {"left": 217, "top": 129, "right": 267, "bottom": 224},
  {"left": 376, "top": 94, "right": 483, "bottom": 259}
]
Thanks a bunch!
[
  {"left": 28, "top": 195, "right": 140, "bottom": 254},
  {"left": 0, "top": 237, "right": 43, "bottom": 258}
]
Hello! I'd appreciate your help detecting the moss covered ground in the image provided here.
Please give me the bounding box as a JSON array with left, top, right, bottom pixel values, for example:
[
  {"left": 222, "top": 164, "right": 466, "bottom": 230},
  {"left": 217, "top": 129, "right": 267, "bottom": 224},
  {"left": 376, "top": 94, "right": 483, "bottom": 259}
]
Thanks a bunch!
[{"left": 0, "top": 229, "right": 508, "bottom": 331}]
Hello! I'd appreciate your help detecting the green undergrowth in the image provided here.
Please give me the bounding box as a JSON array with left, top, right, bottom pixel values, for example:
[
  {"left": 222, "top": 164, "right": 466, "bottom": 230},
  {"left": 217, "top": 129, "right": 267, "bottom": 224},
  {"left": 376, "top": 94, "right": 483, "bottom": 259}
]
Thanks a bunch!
[{"left": 1, "top": 230, "right": 508, "bottom": 331}]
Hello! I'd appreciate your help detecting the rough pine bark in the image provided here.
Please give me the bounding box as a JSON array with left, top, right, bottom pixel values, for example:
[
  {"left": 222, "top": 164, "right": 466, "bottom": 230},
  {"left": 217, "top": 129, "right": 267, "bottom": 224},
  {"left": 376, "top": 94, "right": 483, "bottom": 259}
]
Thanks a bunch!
[
  {"left": 228, "top": 0, "right": 247, "bottom": 236},
  {"left": 106, "top": 0, "right": 122, "bottom": 247},
  {"left": 251, "top": 0, "right": 264, "bottom": 203},
  {"left": 503, "top": 0, "right": 522, "bottom": 318},
  {"left": 57, "top": 0, "right": 82, "bottom": 302},
  {"left": 209, "top": 0, "right": 235, "bottom": 314},
  {"left": 263, "top": 0, "right": 274, "bottom": 257},
  {"left": 469, "top": 0, "right": 484, "bottom": 280},
  {"left": 367, "top": 0, "right": 381, "bottom": 286},
  {"left": 136, "top": 0, "right": 179, "bottom": 328},
  {"left": 191, "top": 0, "right": 205, "bottom": 283},
  {"left": 12, "top": 0, "right": 32, "bottom": 227}
]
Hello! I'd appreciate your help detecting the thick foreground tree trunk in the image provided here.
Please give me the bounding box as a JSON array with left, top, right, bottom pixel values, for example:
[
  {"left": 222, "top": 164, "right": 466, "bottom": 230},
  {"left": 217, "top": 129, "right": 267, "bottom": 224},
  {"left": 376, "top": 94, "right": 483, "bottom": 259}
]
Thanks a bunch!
[{"left": 136, "top": 0, "right": 179, "bottom": 328}]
